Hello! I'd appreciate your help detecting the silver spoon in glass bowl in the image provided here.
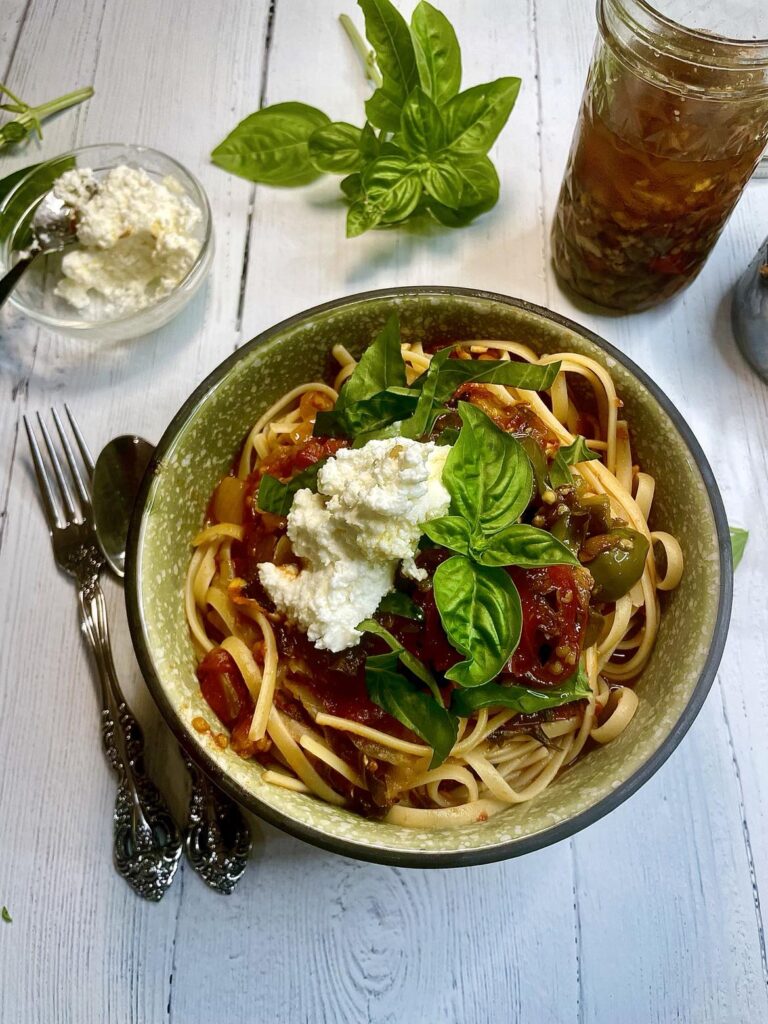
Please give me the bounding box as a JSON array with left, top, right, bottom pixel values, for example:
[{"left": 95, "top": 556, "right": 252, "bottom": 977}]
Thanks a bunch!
[
  {"left": 93, "top": 435, "right": 252, "bottom": 894},
  {"left": 0, "top": 190, "right": 81, "bottom": 309}
]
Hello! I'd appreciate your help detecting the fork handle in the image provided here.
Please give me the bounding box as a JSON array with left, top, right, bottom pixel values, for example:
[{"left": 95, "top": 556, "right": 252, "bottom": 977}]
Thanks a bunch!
[
  {"left": 0, "top": 254, "right": 35, "bottom": 310},
  {"left": 78, "top": 579, "right": 182, "bottom": 900}
]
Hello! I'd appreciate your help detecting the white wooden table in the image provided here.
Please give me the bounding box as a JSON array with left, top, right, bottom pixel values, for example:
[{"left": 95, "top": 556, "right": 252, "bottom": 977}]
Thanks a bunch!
[{"left": 1, "top": 2, "right": 767, "bottom": 1021}]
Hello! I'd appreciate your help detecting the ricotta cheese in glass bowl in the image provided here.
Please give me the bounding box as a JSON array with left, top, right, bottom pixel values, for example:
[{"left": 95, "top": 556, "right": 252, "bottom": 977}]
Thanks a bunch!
[{"left": 0, "top": 143, "right": 213, "bottom": 341}]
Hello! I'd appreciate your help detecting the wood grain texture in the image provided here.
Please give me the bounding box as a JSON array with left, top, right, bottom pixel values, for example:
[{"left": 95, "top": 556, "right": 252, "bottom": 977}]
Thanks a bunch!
[{"left": 1, "top": 1, "right": 768, "bottom": 1022}]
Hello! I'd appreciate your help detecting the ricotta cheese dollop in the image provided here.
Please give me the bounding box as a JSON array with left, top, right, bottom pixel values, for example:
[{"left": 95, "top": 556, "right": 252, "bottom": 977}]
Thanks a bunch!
[
  {"left": 52, "top": 165, "right": 202, "bottom": 318},
  {"left": 257, "top": 437, "right": 451, "bottom": 652}
]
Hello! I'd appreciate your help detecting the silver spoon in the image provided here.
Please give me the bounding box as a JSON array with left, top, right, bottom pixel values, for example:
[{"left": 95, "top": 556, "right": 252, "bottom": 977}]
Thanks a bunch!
[
  {"left": 93, "top": 436, "right": 252, "bottom": 894},
  {"left": 732, "top": 234, "right": 768, "bottom": 383},
  {"left": 0, "top": 190, "right": 81, "bottom": 309}
]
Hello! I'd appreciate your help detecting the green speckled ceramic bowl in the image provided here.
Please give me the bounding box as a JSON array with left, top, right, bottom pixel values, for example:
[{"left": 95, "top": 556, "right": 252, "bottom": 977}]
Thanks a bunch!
[{"left": 125, "top": 287, "right": 732, "bottom": 867}]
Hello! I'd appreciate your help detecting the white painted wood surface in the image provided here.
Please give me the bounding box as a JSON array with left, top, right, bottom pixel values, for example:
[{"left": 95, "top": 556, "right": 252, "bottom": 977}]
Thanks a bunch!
[{"left": 1, "top": 1, "right": 767, "bottom": 1021}]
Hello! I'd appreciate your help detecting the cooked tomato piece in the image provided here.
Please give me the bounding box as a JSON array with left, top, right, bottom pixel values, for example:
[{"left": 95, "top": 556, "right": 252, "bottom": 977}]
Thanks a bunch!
[
  {"left": 258, "top": 436, "right": 347, "bottom": 481},
  {"left": 506, "top": 565, "right": 591, "bottom": 687},
  {"left": 197, "top": 648, "right": 254, "bottom": 728}
]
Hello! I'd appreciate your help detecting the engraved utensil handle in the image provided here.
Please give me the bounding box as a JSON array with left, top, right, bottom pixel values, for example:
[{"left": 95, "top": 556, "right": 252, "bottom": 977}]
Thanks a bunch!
[
  {"left": 181, "top": 747, "right": 251, "bottom": 894},
  {"left": 78, "top": 578, "right": 182, "bottom": 901}
]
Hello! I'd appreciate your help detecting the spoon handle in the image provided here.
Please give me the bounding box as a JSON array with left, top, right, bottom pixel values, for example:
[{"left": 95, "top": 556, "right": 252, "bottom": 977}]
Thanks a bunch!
[
  {"left": 0, "top": 254, "right": 34, "bottom": 310},
  {"left": 79, "top": 579, "right": 182, "bottom": 901},
  {"left": 181, "top": 747, "right": 252, "bottom": 894}
]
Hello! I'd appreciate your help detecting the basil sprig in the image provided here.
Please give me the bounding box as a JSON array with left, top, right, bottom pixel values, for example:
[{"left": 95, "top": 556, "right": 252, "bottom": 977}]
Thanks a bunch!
[
  {"left": 451, "top": 663, "right": 591, "bottom": 716},
  {"left": 211, "top": 0, "right": 521, "bottom": 237},
  {"left": 427, "top": 404, "right": 578, "bottom": 687}
]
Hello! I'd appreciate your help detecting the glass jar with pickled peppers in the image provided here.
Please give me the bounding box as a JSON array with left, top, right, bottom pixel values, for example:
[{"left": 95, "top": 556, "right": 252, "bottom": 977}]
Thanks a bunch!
[{"left": 552, "top": 0, "right": 768, "bottom": 311}]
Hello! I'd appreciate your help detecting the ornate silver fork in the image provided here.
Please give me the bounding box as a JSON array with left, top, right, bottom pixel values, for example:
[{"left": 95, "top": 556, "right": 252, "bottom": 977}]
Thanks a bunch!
[{"left": 24, "top": 408, "right": 182, "bottom": 901}]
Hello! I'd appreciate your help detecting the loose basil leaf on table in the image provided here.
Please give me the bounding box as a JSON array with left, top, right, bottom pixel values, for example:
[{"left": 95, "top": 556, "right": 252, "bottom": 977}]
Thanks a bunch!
[
  {"left": 729, "top": 525, "right": 748, "bottom": 569},
  {"left": 550, "top": 434, "right": 600, "bottom": 488},
  {"left": 433, "top": 554, "right": 522, "bottom": 688},
  {"left": 472, "top": 523, "right": 579, "bottom": 569},
  {"left": 376, "top": 590, "right": 424, "bottom": 621},
  {"left": 211, "top": 102, "right": 330, "bottom": 187},
  {"left": 358, "top": 618, "right": 442, "bottom": 702},
  {"left": 365, "top": 658, "right": 458, "bottom": 768},
  {"left": 442, "top": 402, "right": 533, "bottom": 542},
  {"left": 257, "top": 459, "right": 328, "bottom": 516},
  {"left": 410, "top": 0, "right": 462, "bottom": 107},
  {"left": 451, "top": 664, "right": 592, "bottom": 716}
]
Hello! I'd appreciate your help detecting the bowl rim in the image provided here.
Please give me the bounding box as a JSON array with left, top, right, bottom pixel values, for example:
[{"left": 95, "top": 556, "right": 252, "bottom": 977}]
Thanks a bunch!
[
  {"left": 0, "top": 142, "right": 213, "bottom": 330},
  {"left": 125, "top": 285, "right": 733, "bottom": 868}
]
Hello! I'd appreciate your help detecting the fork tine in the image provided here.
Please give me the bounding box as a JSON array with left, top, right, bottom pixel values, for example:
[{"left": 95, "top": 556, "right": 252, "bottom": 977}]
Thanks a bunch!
[
  {"left": 23, "top": 415, "right": 61, "bottom": 530},
  {"left": 64, "top": 404, "right": 95, "bottom": 477},
  {"left": 51, "top": 408, "right": 91, "bottom": 509},
  {"left": 36, "top": 412, "right": 79, "bottom": 523}
]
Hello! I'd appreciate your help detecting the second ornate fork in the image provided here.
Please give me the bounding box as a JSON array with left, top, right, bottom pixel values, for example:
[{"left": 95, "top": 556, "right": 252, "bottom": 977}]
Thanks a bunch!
[{"left": 24, "top": 409, "right": 182, "bottom": 901}]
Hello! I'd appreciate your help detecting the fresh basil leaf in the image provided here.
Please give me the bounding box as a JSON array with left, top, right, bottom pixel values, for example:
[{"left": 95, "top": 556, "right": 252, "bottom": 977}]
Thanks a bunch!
[
  {"left": 398, "top": 86, "right": 445, "bottom": 157},
  {"left": 376, "top": 590, "right": 424, "bottom": 621},
  {"left": 358, "top": 618, "right": 441, "bottom": 701},
  {"left": 342, "top": 313, "right": 407, "bottom": 406},
  {"left": 362, "top": 155, "right": 423, "bottom": 223},
  {"left": 517, "top": 435, "right": 555, "bottom": 503},
  {"left": 443, "top": 77, "right": 521, "bottom": 155},
  {"left": 365, "top": 662, "right": 458, "bottom": 768},
  {"left": 314, "top": 389, "right": 417, "bottom": 440},
  {"left": 308, "top": 121, "right": 363, "bottom": 174},
  {"left": 474, "top": 523, "right": 579, "bottom": 568},
  {"left": 422, "top": 160, "right": 463, "bottom": 207},
  {"left": 358, "top": 0, "right": 419, "bottom": 130},
  {"left": 1, "top": 905, "right": 11, "bottom": 924},
  {"left": 0, "top": 156, "right": 75, "bottom": 246},
  {"left": 435, "top": 425, "right": 460, "bottom": 446},
  {"left": 365, "top": 89, "right": 404, "bottom": 133},
  {"left": 346, "top": 198, "right": 383, "bottom": 237},
  {"left": 399, "top": 348, "right": 560, "bottom": 440},
  {"left": 360, "top": 121, "right": 380, "bottom": 160},
  {"left": 444, "top": 403, "right": 533, "bottom": 540},
  {"left": 550, "top": 435, "right": 599, "bottom": 488},
  {"left": 434, "top": 555, "right": 522, "bottom": 688},
  {"left": 559, "top": 436, "right": 599, "bottom": 465},
  {"left": 451, "top": 664, "right": 591, "bottom": 716},
  {"left": 211, "top": 102, "right": 331, "bottom": 186},
  {"left": 730, "top": 525, "right": 748, "bottom": 569},
  {"left": 421, "top": 514, "right": 471, "bottom": 555},
  {"left": 257, "top": 459, "right": 328, "bottom": 516},
  {"left": 410, "top": 0, "right": 462, "bottom": 106},
  {"left": 428, "top": 155, "right": 500, "bottom": 225}
]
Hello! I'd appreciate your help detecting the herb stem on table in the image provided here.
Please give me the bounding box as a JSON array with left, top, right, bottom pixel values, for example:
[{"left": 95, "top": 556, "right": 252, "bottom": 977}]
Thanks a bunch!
[
  {"left": 0, "top": 82, "right": 94, "bottom": 148},
  {"left": 339, "top": 13, "right": 384, "bottom": 88}
]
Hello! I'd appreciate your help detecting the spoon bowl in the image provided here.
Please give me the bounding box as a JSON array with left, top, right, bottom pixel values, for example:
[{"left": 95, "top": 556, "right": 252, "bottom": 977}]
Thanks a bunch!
[{"left": 93, "top": 436, "right": 154, "bottom": 578}]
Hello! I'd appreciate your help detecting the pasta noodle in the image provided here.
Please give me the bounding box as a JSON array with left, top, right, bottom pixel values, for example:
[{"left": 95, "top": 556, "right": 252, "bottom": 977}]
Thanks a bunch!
[{"left": 186, "top": 338, "right": 683, "bottom": 827}]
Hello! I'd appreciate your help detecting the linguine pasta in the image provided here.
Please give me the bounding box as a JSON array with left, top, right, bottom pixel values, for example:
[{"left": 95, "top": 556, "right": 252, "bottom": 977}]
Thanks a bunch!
[{"left": 185, "top": 338, "right": 683, "bottom": 827}]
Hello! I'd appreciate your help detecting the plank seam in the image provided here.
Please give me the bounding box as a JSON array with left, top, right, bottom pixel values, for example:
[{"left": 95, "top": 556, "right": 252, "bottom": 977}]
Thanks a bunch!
[
  {"left": 717, "top": 676, "right": 768, "bottom": 992},
  {"left": 528, "top": 0, "right": 551, "bottom": 307},
  {"left": 570, "top": 840, "right": 585, "bottom": 1024},
  {"left": 235, "top": 0, "right": 279, "bottom": 340},
  {"left": 166, "top": 862, "right": 186, "bottom": 1023}
]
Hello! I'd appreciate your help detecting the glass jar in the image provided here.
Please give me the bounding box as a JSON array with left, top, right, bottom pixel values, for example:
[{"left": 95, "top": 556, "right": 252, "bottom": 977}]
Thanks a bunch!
[{"left": 551, "top": 0, "right": 768, "bottom": 311}]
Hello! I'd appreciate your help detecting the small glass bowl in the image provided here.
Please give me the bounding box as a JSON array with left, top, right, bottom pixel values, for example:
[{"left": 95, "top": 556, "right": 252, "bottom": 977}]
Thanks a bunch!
[{"left": 0, "top": 143, "right": 214, "bottom": 341}]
